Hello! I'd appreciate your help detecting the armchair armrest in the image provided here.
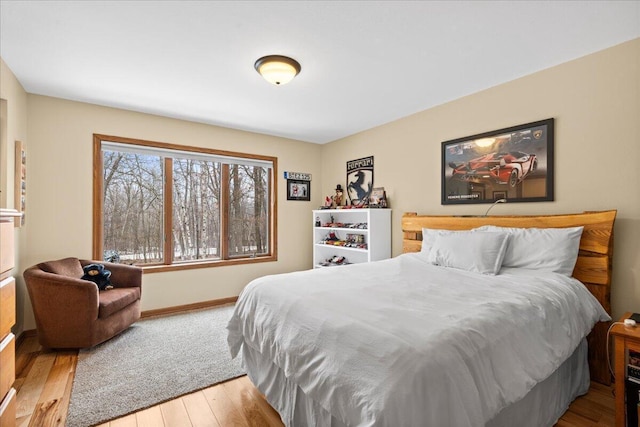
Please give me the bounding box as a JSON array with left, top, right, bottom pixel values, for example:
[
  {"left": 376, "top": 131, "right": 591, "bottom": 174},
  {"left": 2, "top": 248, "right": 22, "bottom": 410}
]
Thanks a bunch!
[
  {"left": 80, "top": 260, "right": 142, "bottom": 291},
  {"left": 23, "top": 267, "right": 100, "bottom": 321}
]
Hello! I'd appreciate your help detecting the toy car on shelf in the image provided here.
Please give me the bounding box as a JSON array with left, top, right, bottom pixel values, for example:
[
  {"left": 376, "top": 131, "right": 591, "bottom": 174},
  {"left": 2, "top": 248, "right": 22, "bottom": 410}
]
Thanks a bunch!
[{"left": 319, "top": 255, "right": 349, "bottom": 267}]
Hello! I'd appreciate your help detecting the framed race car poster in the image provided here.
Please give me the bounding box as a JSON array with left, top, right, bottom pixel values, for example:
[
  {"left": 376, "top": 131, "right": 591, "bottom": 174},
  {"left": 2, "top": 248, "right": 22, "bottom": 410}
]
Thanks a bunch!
[{"left": 441, "top": 118, "right": 554, "bottom": 205}]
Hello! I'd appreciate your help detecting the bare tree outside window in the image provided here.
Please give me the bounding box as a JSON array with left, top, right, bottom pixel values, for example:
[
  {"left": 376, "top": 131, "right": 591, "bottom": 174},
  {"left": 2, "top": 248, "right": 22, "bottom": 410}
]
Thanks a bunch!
[
  {"left": 103, "top": 151, "right": 163, "bottom": 264},
  {"left": 173, "top": 159, "right": 221, "bottom": 261},
  {"left": 94, "top": 134, "right": 276, "bottom": 271},
  {"left": 228, "top": 165, "right": 269, "bottom": 257}
]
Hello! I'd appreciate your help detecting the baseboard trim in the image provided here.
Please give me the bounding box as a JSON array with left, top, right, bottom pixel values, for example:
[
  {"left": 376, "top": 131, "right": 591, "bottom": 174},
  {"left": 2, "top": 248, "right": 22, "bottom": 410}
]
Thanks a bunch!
[
  {"left": 15, "top": 328, "right": 37, "bottom": 348},
  {"left": 141, "top": 296, "right": 238, "bottom": 319}
]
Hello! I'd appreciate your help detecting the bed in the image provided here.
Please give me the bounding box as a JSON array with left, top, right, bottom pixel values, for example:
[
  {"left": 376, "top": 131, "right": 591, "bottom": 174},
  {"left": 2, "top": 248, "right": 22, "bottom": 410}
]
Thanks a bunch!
[{"left": 228, "top": 210, "right": 616, "bottom": 427}]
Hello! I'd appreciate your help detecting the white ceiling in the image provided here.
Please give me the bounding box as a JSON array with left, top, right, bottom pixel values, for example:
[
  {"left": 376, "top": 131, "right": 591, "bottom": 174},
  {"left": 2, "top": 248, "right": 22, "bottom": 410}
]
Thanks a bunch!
[{"left": 1, "top": 1, "right": 639, "bottom": 144}]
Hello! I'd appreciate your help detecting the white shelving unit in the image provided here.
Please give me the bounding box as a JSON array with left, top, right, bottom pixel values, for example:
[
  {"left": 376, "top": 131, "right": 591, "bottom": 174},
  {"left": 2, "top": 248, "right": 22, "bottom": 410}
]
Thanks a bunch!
[{"left": 312, "top": 208, "right": 391, "bottom": 268}]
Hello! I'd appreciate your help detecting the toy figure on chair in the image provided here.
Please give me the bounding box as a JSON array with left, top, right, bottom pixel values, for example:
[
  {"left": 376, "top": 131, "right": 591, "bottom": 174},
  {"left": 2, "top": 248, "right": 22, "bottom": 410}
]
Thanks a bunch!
[{"left": 81, "top": 263, "right": 114, "bottom": 290}]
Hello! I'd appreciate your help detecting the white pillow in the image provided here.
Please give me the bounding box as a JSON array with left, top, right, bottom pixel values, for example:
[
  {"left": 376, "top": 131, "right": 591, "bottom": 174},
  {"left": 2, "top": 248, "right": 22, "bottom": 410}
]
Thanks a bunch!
[
  {"left": 420, "top": 228, "right": 461, "bottom": 254},
  {"left": 475, "top": 225, "right": 584, "bottom": 276},
  {"left": 427, "top": 230, "right": 510, "bottom": 275}
]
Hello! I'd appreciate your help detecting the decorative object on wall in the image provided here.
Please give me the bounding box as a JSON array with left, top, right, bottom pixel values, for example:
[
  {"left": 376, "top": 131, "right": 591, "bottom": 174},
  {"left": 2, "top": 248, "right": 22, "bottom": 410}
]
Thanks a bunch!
[
  {"left": 14, "top": 140, "right": 26, "bottom": 226},
  {"left": 369, "top": 187, "right": 388, "bottom": 208},
  {"left": 346, "top": 156, "right": 374, "bottom": 206},
  {"left": 254, "top": 55, "right": 301, "bottom": 85},
  {"left": 284, "top": 171, "right": 311, "bottom": 181},
  {"left": 285, "top": 171, "right": 311, "bottom": 201},
  {"left": 441, "top": 118, "right": 554, "bottom": 205}
]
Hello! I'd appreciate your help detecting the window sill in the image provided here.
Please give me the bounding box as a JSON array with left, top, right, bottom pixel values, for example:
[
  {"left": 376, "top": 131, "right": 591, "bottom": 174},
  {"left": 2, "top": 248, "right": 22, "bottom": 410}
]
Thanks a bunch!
[{"left": 140, "top": 255, "right": 277, "bottom": 274}]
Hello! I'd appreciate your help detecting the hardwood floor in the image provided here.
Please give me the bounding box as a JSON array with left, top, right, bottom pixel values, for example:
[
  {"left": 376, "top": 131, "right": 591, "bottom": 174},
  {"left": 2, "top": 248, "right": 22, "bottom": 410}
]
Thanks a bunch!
[{"left": 14, "top": 334, "right": 615, "bottom": 426}]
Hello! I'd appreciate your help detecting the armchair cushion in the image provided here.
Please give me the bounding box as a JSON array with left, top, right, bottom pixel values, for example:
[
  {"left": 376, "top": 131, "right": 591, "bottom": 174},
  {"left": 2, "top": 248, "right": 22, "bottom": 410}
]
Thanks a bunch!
[
  {"left": 99, "top": 287, "right": 141, "bottom": 318},
  {"left": 39, "top": 257, "right": 84, "bottom": 278}
]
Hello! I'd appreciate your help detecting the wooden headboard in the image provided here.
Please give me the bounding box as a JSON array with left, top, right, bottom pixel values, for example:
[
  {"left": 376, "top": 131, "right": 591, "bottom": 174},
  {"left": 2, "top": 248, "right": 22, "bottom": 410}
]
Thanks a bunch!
[{"left": 402, "top": 210, "right": 617, "bottom": 385}]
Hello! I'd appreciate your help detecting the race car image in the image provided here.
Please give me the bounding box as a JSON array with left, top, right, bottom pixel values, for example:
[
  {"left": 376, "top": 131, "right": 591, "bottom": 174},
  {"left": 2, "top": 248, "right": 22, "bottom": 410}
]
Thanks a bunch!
[{"left": 448, "top": 151, "right": 537, "bottom": 188}]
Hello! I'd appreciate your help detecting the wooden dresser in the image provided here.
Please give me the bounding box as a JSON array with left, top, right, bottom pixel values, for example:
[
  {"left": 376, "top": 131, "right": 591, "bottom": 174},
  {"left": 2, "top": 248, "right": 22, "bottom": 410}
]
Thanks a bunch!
[{"left": 0, "top": 209, "right": 19, "bottom": 427}]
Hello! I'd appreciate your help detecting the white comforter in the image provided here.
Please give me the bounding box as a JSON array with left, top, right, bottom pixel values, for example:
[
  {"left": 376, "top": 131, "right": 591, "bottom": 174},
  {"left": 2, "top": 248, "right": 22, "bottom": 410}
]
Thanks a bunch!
[{"left": 227, "top": 253, "right": 609, "bottom": 427}]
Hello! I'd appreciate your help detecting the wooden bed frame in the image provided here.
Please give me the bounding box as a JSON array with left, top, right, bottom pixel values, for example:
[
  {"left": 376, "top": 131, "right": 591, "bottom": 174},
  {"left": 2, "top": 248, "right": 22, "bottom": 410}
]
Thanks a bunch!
[{"left": 402, "top": 210, "right": 617, "bottom": 385}]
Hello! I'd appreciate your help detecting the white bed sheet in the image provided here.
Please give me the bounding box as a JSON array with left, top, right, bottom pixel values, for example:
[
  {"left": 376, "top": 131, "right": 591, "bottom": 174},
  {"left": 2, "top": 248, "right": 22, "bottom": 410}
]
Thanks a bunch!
[
  {"left": 227, "top": 253, "right": 609, "bottom": 427},
  {"left": 242, "top": 338, "right": 590, "bottom": 427}
]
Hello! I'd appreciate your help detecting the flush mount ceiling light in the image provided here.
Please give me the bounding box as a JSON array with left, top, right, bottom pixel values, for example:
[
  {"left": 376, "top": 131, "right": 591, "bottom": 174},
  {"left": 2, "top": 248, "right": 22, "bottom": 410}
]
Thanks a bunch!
[{"left": 254, "top": 55, "right": 301, "bottom": 85}]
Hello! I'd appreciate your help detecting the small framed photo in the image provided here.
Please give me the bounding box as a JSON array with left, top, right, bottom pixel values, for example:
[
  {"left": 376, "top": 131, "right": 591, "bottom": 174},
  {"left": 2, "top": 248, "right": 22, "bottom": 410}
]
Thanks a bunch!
[
  {"left": 368, "top": 187, "right": 387, "bottom": 208},
  {"left": 287, "top": 179, "right": 310, "bottom": 201}
]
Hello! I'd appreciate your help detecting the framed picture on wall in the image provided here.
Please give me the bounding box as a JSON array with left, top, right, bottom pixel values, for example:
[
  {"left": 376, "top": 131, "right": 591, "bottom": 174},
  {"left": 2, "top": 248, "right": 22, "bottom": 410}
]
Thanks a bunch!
[
  {"left": 14, "top": 140, "right": 26, "bottom": 226},
  {"left": 287, "top": 179, "right": 310, "bottom": 201},
  {"left": 441, "top": 118, "right": 554, "bottom": 205}
]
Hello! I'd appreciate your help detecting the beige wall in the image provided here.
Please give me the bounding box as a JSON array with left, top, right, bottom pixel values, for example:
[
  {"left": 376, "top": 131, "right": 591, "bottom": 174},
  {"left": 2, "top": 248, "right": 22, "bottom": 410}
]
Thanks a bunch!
[
  {"left": 17, "top": 95, "right": 322, "bottom": 332},
  {"left": 0, "top": 59, "right": 28, "bottom": 332},
  {"left": 320, "top": 38, "right": 640, "bottom": 319}
]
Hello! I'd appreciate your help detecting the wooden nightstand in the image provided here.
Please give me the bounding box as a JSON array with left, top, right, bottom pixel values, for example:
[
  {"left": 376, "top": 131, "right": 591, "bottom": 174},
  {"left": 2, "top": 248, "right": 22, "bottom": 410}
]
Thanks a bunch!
[{"left": 611, "top": 312, "right": 640, "bottom": 427}]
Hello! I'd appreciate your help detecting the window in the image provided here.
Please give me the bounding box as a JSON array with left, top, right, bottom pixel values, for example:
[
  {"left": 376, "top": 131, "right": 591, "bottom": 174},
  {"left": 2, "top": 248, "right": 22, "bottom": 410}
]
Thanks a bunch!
[{"left": 93, "top": 134, "right": 277, "bottom": 272}]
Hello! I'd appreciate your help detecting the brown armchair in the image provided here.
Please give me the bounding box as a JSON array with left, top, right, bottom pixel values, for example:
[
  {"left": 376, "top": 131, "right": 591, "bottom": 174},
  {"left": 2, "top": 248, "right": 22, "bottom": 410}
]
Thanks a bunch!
[{"left": 24, "top": 257, "right": 142, "bottom": 349}]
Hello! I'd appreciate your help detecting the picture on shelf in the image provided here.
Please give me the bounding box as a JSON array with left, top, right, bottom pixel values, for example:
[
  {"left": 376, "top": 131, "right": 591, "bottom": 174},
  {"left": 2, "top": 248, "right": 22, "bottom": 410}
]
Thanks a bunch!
[
  {"left": 368, "top": 187, "right": 387, "bottom": 208},
  {"left": 346, "top": 233, "right": 365, "bottom": 245}
]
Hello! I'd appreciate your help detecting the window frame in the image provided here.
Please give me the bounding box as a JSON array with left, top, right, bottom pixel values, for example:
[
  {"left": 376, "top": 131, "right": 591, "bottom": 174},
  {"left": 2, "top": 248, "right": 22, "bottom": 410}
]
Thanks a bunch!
[{"left": 93, "top": 134, "right": 278, "bottom": 273}]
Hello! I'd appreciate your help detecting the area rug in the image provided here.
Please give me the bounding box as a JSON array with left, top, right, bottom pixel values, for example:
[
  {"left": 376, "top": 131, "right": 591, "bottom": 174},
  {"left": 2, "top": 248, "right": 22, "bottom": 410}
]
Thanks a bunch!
[{"left": 66, "top": 304, "right": 245, "bottom": 427}]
